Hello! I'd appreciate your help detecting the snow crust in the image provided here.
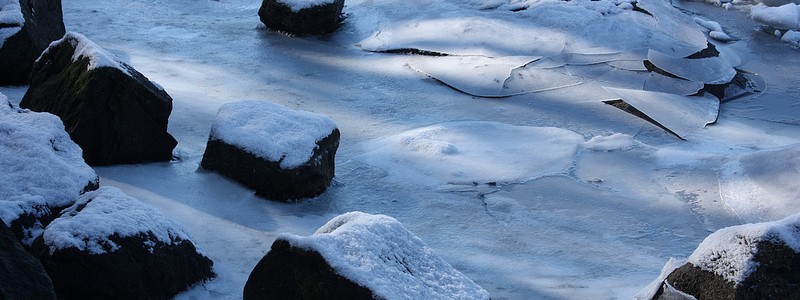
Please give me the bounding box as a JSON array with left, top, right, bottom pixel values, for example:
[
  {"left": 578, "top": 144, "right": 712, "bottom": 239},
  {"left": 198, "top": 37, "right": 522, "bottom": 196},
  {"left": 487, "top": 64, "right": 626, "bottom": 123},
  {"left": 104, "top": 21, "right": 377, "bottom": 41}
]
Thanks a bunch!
[
  {"left": 43, "top": 186, "right": 191, "bottom": 255},
  {"left": 0, "top": 0, "right": 23, "bottom": 48},
  {"left": 359, "top": 121, "right": 584, "bottom": 186},
  {"left": 751, "top": 3, "right": 800, "bottom": 30},
  {"left": 687, "top": 212, "right": 800, "bottom": 284},
  {"left": 281, "top": 212, "right": 490, "bottom": 300},
  {"left": 208, "top": 100, "right": 338, "bottom": 169},
  {"left": 279, "top": 0, "right": 338, "bottom": 12},
  {"left": 583, "top": 133, "right": 639, "bottom": 151},
  {"left": 0, "top": 94, "right": 97, "bottom": 231},
  {"left": 39, "top": 32, "right": 132, "bottom": 75}
]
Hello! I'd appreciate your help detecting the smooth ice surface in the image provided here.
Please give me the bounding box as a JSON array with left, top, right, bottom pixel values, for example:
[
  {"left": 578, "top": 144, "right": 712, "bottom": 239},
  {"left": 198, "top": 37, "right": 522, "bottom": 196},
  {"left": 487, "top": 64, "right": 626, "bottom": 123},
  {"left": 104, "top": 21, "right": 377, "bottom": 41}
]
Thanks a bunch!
[
  {"left": 751, "top": 3, "right": 800, "bottom": 30},
  {"left": 43, "top": 186, "right": 192, "bottom": 255},
  {"left": 209, "top": 100, "right": 338, "bottom": 169},
  {"left": 603, "top": 87, "right": 720, "bottom": 139},
  {"left": 0, "top": 94, "right": 96, "bottom": 228},
  {"left": 687, "top": 212, "right": 800, "bottom": 283},
  {"left": 407, "top": 56, "right": 540, "bottom": 97},
  {"left": 40, "top": 32, "right": 132, "bottom": 75},
  {"left": 0, "top": 0, "right": 22, "bottom": 48},
  {"left": 642, "top": 73, "right": 705, "bottom": 95},
  {"left": 279, "top": 0, "right": 338, "bottom": 12},
  {"left": 282, "top": 212, "right": 491, "bottom": 300},
  {"left": 646, "top": 49, "right": 737, "bottom": 84},
  {"left": 358, "top": 121, "right": 584, "bottom": 186}
]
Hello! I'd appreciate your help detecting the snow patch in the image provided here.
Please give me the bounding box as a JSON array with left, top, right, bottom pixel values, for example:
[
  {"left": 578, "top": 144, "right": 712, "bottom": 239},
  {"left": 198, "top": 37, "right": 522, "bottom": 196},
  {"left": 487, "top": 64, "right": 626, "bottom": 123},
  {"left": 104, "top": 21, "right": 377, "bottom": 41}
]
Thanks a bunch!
[
  {"left": 358, "top": 121, "right": 583, "bottom": 186},
  {"left": 781, "top": 30, "right": 800, "bottom": 47},
  {"left": 583, "top": 133, "right": 638, "bottom": 151},
  {"left": 43, "top": 186, "right": 191, "bottom": 255},
  {"left": 633, "top": 257, "right": 687, "bottom": 299},
  {"left": 281, "top": 212, "right": 490, "bottom": 300},
  {"left": 208, "top": 100, "right": 338, "bottom": 169},
  {"left": 39, "top": 32, "right": 132, "bottom": 75},
  {"left": 279, "top": 0, "right": 339, "bottom": 12},
  {"left": 751, "top": 3, "right": 800, "bottom": 30},
  {"left": 687, "top": 212, "right": 800, "bottom": 284}
]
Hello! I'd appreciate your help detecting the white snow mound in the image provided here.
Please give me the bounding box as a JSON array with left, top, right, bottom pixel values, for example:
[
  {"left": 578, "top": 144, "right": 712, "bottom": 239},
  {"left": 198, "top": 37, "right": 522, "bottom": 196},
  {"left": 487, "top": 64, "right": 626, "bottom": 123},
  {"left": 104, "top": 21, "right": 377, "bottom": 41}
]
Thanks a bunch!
[
  {"left": 358, "top": 121, "right": 584, "bottom": 186},
  {"left": 0, "top": 95, "right": 97, "bottom": 227},
  {"left": 43, "top": 186, "right": 191, "bottom": 255},
  {"left": 751, "top": 3, "right": 800, "bottom": 30},
  {"left": 279, "top": 0, "right": 338, "bottom": 12},
  {"left": 281, "top": 211, "right": 491, "bottom": 300},
  {"left": 209, "top": 100, "right": 338, "bottom": 169},
  {"left": 687, "top": 212, "right": 800, "bottom": 284},
  {"left": 39, "top": 32, "right": 132, "bottom": 75}
]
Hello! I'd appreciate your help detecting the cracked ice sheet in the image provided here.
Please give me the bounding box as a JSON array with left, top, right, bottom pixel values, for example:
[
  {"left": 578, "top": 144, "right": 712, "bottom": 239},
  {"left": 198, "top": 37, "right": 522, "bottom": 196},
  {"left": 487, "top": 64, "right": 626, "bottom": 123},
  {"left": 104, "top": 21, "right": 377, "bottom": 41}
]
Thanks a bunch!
[
  {"left": 603, "top": 87, "right": 720, "bottom": 139},
  {"left": 647, "top": 49, "right": 737, "bottom": 85},
  {"left": 407, "top": 55, "right": 540, "bottom": 97},
  {"left": 357, "top": 121, "right": 584, "bottom": 187}
]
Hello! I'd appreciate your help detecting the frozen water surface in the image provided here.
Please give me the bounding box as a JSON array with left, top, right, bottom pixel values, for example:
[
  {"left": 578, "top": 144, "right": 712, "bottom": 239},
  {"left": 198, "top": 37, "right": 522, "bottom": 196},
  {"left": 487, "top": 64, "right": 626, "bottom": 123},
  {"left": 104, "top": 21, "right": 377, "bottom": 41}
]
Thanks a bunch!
[{"left": 1, "top": 0, "right": 800, "bottom": 299}]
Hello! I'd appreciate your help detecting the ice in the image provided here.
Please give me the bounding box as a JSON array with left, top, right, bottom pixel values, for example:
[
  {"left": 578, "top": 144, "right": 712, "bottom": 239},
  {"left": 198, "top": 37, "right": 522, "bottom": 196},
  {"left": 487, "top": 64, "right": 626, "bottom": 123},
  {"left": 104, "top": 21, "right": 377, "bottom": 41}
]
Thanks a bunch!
[
  {"left": 282, "top": 212, "right": 491, "bottom": 300},
  {"left": 583, "top": 133, "right": 639, "bottom": 151},
  {"left": 208, "top": 100, "right": 338, "bottom": 169},
  {"left": 633, "top": 257, "right": 687, "bottom": 299},
  {"left": 603, "top": 87, "right": 720, "bottom": 139},
  {"left": 502, "top": 66, "right": 584, "bottom": 94},
  {"left": 642, "top": 72, "right": 705, "bottom": 95},
  {"left": 646, "top": 49, "right": 736, "bottom": 85},
  {"left": 43, "top": 186, "right": 192, "bottom": 255},
  {"left": 278, "top": 0, "right": 339, "bottom": 12},
  {"left": 39, "top": 32, "right": 133, "bottom": 75},
  {"left": 751, "top": 3, "right": 799, "bottom": 30},
  {"left": 358, "top": 121, "right": 584, "bottom": 186},
  {"left": 407, "top": 55, "right": 540, "bottom": 97}
]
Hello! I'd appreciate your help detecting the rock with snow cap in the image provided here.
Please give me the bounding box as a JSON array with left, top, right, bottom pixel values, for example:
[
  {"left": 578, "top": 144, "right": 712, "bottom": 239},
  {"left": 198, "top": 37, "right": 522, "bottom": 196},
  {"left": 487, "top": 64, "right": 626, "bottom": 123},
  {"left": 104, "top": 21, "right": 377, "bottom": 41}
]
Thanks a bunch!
[
  {"left": 649, "top": 212, "right": 800, "bottom": 299},
  {"left": 258, "top": 0, "right": 345, "bottom": 35},
  {"left": 243, "top": 212, "right": 490, "bottom": 300},
  {"left": 201, "top": 100, "right": 339, "bottom": 201},
  {"left": 0, "top": 0, "right": 65, "bottom": 85},
  {"left": 0, "top": 220, "right": 57, "bottom": 300},
  {"left": 30, "top": 187, "right": 214, "bottom": 300},
  {"left": 20, "top": 32, "right": 177, "bottom": 166},
  {"left": 0, "top": 93, "right": 98, "bottom": 246}
]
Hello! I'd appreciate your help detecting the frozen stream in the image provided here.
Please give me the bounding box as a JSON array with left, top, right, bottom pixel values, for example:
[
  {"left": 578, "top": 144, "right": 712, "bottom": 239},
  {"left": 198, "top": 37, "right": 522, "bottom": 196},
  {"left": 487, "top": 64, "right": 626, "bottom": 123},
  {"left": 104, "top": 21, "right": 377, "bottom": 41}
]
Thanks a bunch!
[{"left": 2, "top": 0, "right": 799, "bottom": 298}]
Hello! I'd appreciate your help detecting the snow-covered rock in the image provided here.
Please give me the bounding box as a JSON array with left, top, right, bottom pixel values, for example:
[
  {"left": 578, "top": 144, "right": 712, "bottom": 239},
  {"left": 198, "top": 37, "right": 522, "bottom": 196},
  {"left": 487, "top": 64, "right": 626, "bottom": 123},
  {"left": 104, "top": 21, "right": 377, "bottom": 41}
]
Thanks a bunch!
[
  {"left": 244, "top": 212, "right": 490, "bottom": 300},
  {"left": 20, "top": 32, "right": 177, "bottom": 166},
  {"left": 751, "top": 3, "right": 800, "bottom": 30},
  {"left": 0, "top": 220, "right": 56, "bottom": 300},
  {"left": 0, "top": 93, "right": 98, "bottom": 245},
  {"left": 258, "top": 0, "right": 345, "bottom": 35},
  {"left": 201, "top": 100, "right": 339, "bottom": 201},
  {"left": 31, "top": 187, "right": 214, "bottom": 300},
  {"left": 781, "top": 30, "right": 800, "bottom": 47},
  {"left": 643, "top": 213, "right": 800, "bottom": 299},
  {"left": 0, "top": 0, "right": 65, "bottom": 85}
]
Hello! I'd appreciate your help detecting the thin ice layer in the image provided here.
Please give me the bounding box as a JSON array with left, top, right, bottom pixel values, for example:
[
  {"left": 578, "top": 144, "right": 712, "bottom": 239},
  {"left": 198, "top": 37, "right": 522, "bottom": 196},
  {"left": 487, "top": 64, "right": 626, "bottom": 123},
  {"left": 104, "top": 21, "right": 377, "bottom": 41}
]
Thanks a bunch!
[
  {"left": 43, "top": 186, "right": 192, "bottom": 255},
  {"left": 603, "top": 87, "right": 719, "bottom": 139},
  {"left": 281, "top": 212, "right": 490, "bottom": 300},
  {"left": 209, "top": 100, "right": 338, "bottom": 169},
  {"left": 647, "top": 49, "right": 736, "bottom": 85},
  {"left": 407, "top": 55, "right": 540, "bottom": 97}
]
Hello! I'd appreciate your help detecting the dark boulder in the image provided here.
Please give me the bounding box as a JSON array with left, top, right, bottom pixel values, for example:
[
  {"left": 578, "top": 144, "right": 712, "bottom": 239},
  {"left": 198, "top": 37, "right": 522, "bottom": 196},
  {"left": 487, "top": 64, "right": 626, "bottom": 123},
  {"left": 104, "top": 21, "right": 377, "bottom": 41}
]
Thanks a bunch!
[
  {"left": 20, "top": 32, "right": 177, "bottom": 166},
  {"left": 258, "top": 0, "right": 345, "bottom": 35},
  {"left": 200, "top": 100, "right": 339, "bottom": 201},
  {"left": 244, "top": 212, "right": 489, "bottom": 299},
  {"left": 0, "top": 220, "right": 57, "bottom": 300},
  {"left": 0, "top": 0, "right": 66, "bottom": 85},
  {"left": 31, "top": 187, "right": 215, "bottom": 300}
]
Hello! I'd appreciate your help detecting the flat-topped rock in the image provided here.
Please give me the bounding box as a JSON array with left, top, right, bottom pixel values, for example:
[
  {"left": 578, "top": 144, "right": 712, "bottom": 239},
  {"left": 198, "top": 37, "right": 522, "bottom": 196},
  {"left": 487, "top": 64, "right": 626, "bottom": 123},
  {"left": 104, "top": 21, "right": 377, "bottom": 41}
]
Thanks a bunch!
[
  {"left": 20, "top": 32, "right": 177, "bottom": 165},
  {"left": 258, "top": 0, "right": 345, "bottom": 35},
  {"left": 201, "top": 100, "right": 339, "bottom": 201},
  {"left": 0, "top": 0, "right": 65, "bottom": 85},
  {"left": 244, "top": 211, "right": 490, "bottom": 299}
]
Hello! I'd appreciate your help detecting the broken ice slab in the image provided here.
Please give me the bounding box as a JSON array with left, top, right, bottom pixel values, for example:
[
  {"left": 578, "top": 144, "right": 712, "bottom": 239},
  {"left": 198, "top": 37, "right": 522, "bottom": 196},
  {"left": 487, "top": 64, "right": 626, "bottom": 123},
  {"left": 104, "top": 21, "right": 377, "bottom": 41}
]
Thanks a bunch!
[
  {"left": 565, "top": 64, "right": 648, "bottom": 90},
  {"left": 603, "top": 87, "right": 720, "bottom": 139},
  {"left": 502, "top": 66, "right": 584, "bottom": 95},
  {"left": 407, "top": 55, "right": 540, "bottom": 98},
  {"left": 357, "top": 18, "right": 565, "bottom": 57},
  {"left": 647, "top": 49, "right": 736, "bottom": 84},
  {"left": 635, "top": 0, "right": 709, "bottom": 57},
  {"left": 643, "top": 73, "right": 705, "bottom": 95},
  {"left": 608, "top": 60, "right": 648, "bottom": 71}
]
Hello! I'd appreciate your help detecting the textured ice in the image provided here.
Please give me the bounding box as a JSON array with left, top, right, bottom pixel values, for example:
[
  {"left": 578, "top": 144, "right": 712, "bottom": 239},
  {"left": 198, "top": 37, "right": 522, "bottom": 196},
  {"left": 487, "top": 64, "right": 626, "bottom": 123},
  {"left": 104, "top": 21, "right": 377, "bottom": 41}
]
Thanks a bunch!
[
  {"left": 407, "top": 55, "right": 540, "bottom": 97},
  {"left": 281, "top": 212, "right": 491, "bottom": 300}
]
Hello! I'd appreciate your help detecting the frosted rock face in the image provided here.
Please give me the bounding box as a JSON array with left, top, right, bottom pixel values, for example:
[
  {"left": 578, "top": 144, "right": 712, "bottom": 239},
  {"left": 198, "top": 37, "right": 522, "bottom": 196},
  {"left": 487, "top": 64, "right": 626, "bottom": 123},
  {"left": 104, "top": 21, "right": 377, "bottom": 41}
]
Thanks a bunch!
[
  {"left": 0, "top": 0, "right": 65, "bottom": 85},
  {"left": 244, "top": 212, "right": 490, "bottom": 300},
  {"left": 0, "top": 93, "right": 98, "bottom": 245},
  {"left": 650, "top": 213, "right": 800, "bottom": 299},
  {"left": 31, "top": 187, "right": 215, "bottom": 300},
  {"left": 258, "top": 0, "right": 345, "bottom": 35},
  {"left": 201, "top": 100, "right": 339, "bottom": 201},
  {"left": 20, "top": 32, "right": 177, "bottom": 166}
]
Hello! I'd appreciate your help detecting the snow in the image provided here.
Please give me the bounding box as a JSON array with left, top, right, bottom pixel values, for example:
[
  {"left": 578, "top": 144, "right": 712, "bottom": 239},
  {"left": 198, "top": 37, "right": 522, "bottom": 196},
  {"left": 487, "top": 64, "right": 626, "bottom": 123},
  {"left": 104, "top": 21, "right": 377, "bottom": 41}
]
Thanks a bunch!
[
  {"left": 0, "top": 0, "right": 23, "bottom": 48},
  {"left": 281, "top": 211, "right": 490, "bottom": 300},
  {"left": 0, "top": 94, "right": 97, "bottom": 232},
  {"left": 633, "top": 257, "right": 687, "bottom": 299},
  {"left": 39, "top": 32, "right": 132, "bottom": 75},
  {"left": 583, "top": 133, "right": 639, "bottom": 151},
  {"left": 208, "top": 100, "right": 338, "bottom": 169},
  {"left": 751, "top": 3, "right": 800, "bottom": 30},
  {"left": 686, "top": 212, "right": 800, "bottom": 284},
  {"left": 781, "top": 30, "right": 800, "bottom": 47},
  {"left": 43, "top": 186, "right": 192, "bottom": 255},
  {"left": 358, "top": 121, "right": 584, "bottom": 186},
  {"left": 279, "top": 0, "right": 338, "bottom": 12}
]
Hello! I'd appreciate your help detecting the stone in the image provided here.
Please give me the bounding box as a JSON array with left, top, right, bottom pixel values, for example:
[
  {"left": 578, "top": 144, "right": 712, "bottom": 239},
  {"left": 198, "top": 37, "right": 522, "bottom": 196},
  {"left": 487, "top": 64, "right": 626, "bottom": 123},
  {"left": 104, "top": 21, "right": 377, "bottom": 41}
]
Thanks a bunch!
[
  {"left": 0, "top": 93, "right": 98, "bottom": 246},
  {"left": 20, "top": 32, "right": 177, "bottom": 166},
  {"left": 31, "top": 187, "right": 215, "bottom": 300},
  {"left": 244, "top": 212, "right": 489, "bottom": 300},
  {"left": 0, "top": 220, "right": 57, "bottom": 300},
  {"left": 258, "top": 0, "right": 345, "bottom": 35},
  {"left": 0, "top": 0, "right": 66, "bottom": 85},
  {"left": 201, "top": 100, "right": 339, "bottom": 201}
]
